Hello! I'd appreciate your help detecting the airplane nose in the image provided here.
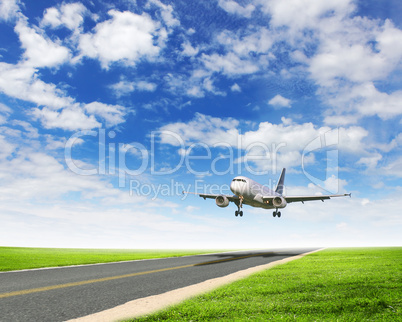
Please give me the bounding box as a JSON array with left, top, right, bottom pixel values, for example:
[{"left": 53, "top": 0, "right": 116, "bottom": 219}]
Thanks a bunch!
[
  {"left": 230, "top": 181, "right": 235, "bottom": 193},
  {"left": 230, "top": 181, "right": 239, "bottom": 194}
]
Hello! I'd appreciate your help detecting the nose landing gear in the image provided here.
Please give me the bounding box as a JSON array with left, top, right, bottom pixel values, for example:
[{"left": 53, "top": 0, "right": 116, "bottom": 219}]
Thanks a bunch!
[
  {"left": 235, "top": 196, "right": 244, "bottom": 217},
  {"left": 235, "top": 210, "right": 243, "bottom": 217}
]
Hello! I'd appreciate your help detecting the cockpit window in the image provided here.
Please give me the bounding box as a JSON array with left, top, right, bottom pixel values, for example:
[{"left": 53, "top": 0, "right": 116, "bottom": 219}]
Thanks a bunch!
[{"left": 232, "top": 179, "right": 247, "bottom": 182}]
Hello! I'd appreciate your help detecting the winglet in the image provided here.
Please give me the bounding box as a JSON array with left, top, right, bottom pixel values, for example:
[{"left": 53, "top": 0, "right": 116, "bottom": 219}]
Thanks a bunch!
[{"left": 275, "top": 168, "right": 286, "bottom": 195}]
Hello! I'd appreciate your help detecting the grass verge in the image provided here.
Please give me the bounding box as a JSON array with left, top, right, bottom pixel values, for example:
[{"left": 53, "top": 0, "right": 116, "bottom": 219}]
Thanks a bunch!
[
  {"left": 131, "top": 247, "right": 402, "bottom": 321},
  {"left": 0, "top": 247, "right": 224, "bottom": 271}
]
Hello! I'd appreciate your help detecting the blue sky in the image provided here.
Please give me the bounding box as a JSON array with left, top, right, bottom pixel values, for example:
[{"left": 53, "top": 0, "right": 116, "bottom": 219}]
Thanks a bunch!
[{"left": 0, "top": 0, "right": 401, "bottom": 248}]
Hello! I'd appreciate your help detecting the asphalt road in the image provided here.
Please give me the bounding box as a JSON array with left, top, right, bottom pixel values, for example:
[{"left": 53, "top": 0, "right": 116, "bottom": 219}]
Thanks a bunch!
[{"left": 0, "top": 248, "right": 317, "bottom": 321}]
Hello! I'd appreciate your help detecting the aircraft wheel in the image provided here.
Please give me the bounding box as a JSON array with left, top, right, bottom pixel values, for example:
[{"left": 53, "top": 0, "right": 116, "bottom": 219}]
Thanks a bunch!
[
  {"left": 273, "top": 211, "right": 276, "bottom": 217},
  {"left": 239, "top": 211, "right": 243, "bottom": 217},
  {"left": 278, "top": 212, "right": 281, "bottom": 218},
  {"left": 235, "top": 210, "right": 238, "bottom": 217}
]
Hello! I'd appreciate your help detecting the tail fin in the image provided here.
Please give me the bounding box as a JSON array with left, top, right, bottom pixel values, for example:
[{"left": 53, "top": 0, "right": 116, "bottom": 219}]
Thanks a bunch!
[{"left": 275, "top": 168, "right": 286, "bottom": 195}]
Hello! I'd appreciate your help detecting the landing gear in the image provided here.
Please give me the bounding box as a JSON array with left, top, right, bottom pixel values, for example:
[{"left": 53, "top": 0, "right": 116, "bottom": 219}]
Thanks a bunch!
[
  {"left": 235, "top": 196, "right": 244, "bottom": 217},
  {"left": 273, "top": 210, "right": 281, "bottom": 218},
  {"left": 235, "top": 210, "right": 243, "bottom": 217}
]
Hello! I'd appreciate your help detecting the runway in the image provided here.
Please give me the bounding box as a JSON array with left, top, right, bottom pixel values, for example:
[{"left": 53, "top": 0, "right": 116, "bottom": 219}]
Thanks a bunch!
[{"left": 0, "top": 248, "right": 318, "bottom": 321}]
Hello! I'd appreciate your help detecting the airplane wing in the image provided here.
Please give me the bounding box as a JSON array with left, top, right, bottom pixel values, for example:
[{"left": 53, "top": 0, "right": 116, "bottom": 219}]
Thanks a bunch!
[
  {"left": 262, "top": 193, "right": 351, "bottom": 204},
  {"left": 183, "top": 191, "right": 240, "bottom": 202}
]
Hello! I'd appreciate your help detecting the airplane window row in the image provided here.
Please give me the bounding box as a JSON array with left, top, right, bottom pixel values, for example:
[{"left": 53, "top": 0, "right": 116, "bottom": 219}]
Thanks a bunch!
[{"left": 232, "top": 179, "right": 247, "bottom": 182}]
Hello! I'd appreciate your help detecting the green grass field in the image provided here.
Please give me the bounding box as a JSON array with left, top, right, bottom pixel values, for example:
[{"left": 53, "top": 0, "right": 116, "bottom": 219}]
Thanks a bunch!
[
  {"left": 0, "top": 247, "right": 221, "bottom": 271},
  {"left": 131, "top": 248, "right": 402, "bottom": 321}
]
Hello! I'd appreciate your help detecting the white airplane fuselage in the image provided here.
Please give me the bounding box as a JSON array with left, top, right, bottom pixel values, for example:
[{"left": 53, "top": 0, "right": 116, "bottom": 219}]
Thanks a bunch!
[{"left": 230, "top": 176, "right": 282, "bottom": 209}]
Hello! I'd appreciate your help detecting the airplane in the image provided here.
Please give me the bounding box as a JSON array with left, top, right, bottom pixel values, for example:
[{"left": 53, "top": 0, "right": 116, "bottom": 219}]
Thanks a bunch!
[{"left": 183, "top": 168, "right": 351, "bottom": 217}]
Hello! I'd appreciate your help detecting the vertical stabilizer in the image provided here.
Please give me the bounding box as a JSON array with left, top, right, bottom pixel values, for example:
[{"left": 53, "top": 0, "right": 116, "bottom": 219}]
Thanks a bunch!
[{"left": 275, "top": 168, "right": 286, "bottom": 195}]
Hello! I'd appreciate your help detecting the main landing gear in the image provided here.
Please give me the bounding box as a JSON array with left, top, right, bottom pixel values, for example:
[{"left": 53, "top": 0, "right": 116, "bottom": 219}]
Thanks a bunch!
[
  {"left": 273, "top": 209, "right": 281, "bottom": 218},
  {"left": 235, "top": 196, "right": 244, "bottom": 217}
]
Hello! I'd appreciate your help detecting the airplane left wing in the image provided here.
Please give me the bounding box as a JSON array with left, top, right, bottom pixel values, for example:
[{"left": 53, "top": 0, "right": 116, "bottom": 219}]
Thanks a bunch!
[{"left": 183, "top": 191, "right": 240, "bottom": 202}]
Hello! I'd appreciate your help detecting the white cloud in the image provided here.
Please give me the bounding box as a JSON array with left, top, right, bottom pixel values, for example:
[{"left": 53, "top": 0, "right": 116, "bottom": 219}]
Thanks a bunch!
[
  {"left": 199, "top": 27, "right": 274, "bottom": 77},
  {"left": 159, "top": 113, "right": 370, "bottom": 170},
  {"left": 0, "top": 104, "right": 12, "bottom": 118},
  {"left": 32, "top": 106, "right": 101, "bottom": 130},
  {"left": 163, "top": 71, "right": 226, "bottom": 99},
  {"left": 323, "top": 114, "right": 359, "bottom": 126},
  {"left": 136, "top": 81, "right": 157, "bottom": 92},
  {"left": 202, "top": 52, "right": 260, "bottom": 76},
  {"left": 0, "top": 62, "right": 74, "bottom": 109},
  {"left": 11, "top": 120, "right": 39, "bottom": 138},
  {"left": 0, "top": 62, "right": 129, "bottom": 130},
  {"left": 253, "top": 0, "right": 402, "bottom": 122},
  {"left": 181, "top": 41, "right": 199, "bottom": 57},
  {"left": 147, "top": 0, "right": 180, "bottom": 28},
  {"left": 352, "top": 83, "right": 402, "bottom": 120},
  {"left": 0, "top": 126, "right": 219, "bottom": 248},
  {"left": 15, "top": 19, "right": 70, "bottom": 68},
  {"left": 231, "top": 83, "right": 241, "bottom": 92},
  {"left": 322, "top": 175, "right": 348, "bottom": 194},
  {"left": 84, "top": 102, "right": 127, "bottom": 127},
  {"left": 382, "top": 157, "right": 402, "bottom": 177},
  {"left": 0, "top": 134, "right": 16, "bottom": 159},
  {"left": 0, "top": 0, "right": 20, "bottom": 21},
  {"left": 218, "top": 0, "right": 255, "bottom": 18},
  {"left": 186, "top": 86, "right": 204, "bottom": 98},
  {"left": 79, "top": 10, "right": 163, "bottom": 69},
  {"left": 110, "top": 80, "right": 157, "bottom": 97},
  {"left": 357, "top": 153, "right": 382, "bottom": 170},
  {"left": 324, "top": 82, "right": 402, "bottom": 120},
  {"left": 259, "top": 0, "right": 354, "bottom": 35},
  {"left": 268, "top": 94, "right": 291, "bottom": 108},
  {"left": 32, "top": 101, "right": 129, "bottom": 131},
  {"left": 41, "top": 2, "right": 87, "bottom": 31}
]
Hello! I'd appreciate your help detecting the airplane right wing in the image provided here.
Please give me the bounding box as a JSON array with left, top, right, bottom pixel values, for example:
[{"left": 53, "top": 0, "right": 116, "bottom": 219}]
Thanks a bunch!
[{"left": 284, "top": 193, "right": 351, "bottom": 203}]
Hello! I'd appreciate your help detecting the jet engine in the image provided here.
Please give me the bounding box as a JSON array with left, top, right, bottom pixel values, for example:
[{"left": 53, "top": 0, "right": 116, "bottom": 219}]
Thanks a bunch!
[
  {"left": 272, "top": 196, "right": 287, "bottom": 208},
  {"left": 215, "top": 195, "right": 230, "bottom": 208}
]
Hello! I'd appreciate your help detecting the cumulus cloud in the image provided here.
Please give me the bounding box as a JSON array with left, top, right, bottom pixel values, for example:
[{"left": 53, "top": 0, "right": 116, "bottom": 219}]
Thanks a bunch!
[
  {"left": 0, "top": 0, "right": 20, "bottom": 21},
  {"left": 0, "top": 62, "right": 130, "bottom": 130},
  {"left": 0, "top": 63, "right": 73, "bottom": 108},
  {"left": 159, "top": 112, "right": 239, "bottom": 146},
  {"left": 259, "top": 0, "right": 354, "bottom": 35},
  {"left": 218, "top": 0, "right": 255, "bottom": 18},
  {"left": 202, "top": 52, "right": 260, "bottom": 76},
  {"left": 358, "top": 153, "right": 383, "bottom": 170},
  {"left": 231, "top": 83, "right": 241, "bottom": 92},
  {"left": 41, "top": 2, "right": 88, "bottom": 31},
  {"left": 32, "top": 101, "right": 130, "bottom": 131},
  {"left": 268, "top": 94, "right": 291, "bottom": 108},
  {"left": 147, "top": 0, "right": 180, "bottom": 28},
  {"left": 248, "top": 0, "right": 402, "bottom": 122},
  {"left": 159, "top": 113, "right": 370, "bottom": 170},
  {"left": 200, "top": 27, "right": 273, "bottom": 77},
  {"left": 32, "top": 106, "right": 101, "bottom": 130},
  {"left": 78, "top": 10, "right": 163, "bottom": 69},
  {"left": 84, "top": 102, "right": 127, "bottom": 127},
  {"left": 15, "top": 19, "right": 70, "bottom": 68},
  {"left": 181, "top": 41, "right": 199, "bottom": 57}
]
